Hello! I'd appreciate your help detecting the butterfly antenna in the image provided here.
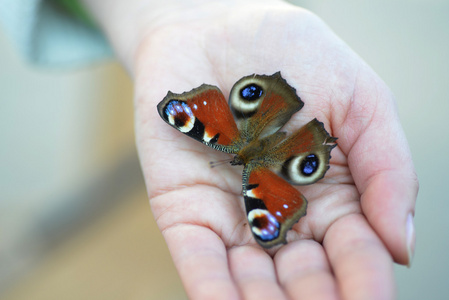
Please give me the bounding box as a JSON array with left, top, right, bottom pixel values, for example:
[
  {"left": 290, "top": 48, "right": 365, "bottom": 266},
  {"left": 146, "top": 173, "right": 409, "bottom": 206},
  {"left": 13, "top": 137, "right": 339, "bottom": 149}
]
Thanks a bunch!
[{"left": 209, "top": 159, "right": 232, "bottom": 168}]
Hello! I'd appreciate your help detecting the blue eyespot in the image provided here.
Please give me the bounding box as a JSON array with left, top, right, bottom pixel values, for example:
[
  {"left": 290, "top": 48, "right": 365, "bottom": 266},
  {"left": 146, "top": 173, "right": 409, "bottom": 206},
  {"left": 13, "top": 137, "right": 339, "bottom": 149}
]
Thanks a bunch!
[
  {"left": 164, "top": 100, "right": 195, "bottom": 128},
  {"left": 240, "top": 84, "right": 263, "bottom": 101},
  {"left": 165, "top": 100, "right": 193, "bottom": 117},
  {"left": 251, "top": 211, "right": 280, "bottom": 241},
  {"left": 301, "top": 154, "right": 319, "bottom": 176}
]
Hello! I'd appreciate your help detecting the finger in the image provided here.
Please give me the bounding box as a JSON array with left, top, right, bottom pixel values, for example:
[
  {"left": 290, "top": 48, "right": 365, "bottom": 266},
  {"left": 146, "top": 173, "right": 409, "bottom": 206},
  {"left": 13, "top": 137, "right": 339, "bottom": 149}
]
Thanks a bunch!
[
  {"left": 360, "top": 170, "right": 417, "bottom": 266},
  {"left": 324, "top": 214, "right": 395, "bottom": 300},
  {"left": 229, "top": 246, "right": 287, "bottom": 300},
  {"left": 275, "top": 240, "right": 339, "bottom": 300},
  {"left": 335, "top": 70, "right": 418, "bottom": 265},
  {"left": 163, "top": 224, "right": 240, "bottom": 300}
]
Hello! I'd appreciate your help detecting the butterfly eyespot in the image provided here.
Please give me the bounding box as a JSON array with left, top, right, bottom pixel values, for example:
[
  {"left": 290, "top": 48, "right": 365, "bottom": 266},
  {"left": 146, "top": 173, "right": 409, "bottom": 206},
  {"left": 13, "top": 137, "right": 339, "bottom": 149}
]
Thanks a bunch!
[
  {"left": 248, "top": 209, "right": 280, "bottom": 241},
  {"left": 230, "top": 83, "right": 266, "bottom": 118},
  {"left": 240, "top": 84, "right": 264, "bottom": 101},
  {"left": 300, "top": 154, "right": 319, "bottom": 176},
  {"left": 281, "top": 152, "right": 328, "bottom": 185},
  {"left": 163, "top": 100, "right": 196, "bottom": 133}
]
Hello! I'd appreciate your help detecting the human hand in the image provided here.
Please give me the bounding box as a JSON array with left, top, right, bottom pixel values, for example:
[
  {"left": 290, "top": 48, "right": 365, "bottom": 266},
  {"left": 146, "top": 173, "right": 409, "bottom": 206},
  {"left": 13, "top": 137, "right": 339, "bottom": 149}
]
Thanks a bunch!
[{"left": 84, "top": 0, "right": 418, "bottom": 299}]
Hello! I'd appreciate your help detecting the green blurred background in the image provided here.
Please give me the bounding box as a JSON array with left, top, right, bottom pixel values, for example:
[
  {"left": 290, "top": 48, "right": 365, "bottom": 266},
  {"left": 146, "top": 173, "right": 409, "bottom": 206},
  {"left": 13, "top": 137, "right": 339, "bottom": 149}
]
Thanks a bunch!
[{"left": 1, "top": 1, "right": 448, "bottom": 299}]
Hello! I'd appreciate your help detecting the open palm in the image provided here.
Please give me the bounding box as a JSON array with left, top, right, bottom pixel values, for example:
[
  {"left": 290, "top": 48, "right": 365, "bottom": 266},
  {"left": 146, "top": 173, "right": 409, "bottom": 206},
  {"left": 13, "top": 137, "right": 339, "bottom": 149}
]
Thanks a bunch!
[{"left": 132, "top": 3, "right": 417, "bottom": 299}]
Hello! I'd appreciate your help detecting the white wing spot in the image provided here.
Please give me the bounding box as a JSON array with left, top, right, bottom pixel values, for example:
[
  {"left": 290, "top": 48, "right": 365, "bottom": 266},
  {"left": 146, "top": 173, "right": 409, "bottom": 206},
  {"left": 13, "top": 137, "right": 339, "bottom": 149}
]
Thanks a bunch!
[
  {"left": 203, "top": 131, "right": 215, "bottom": 142},
  {"left": 246, "top": 189, "right": 257, "bottom": 198}
]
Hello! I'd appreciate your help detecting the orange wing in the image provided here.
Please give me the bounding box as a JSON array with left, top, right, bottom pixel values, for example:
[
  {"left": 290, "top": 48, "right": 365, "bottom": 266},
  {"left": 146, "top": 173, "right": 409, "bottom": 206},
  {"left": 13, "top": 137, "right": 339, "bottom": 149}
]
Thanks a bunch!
[
  {"left": 157, "top": 84, "right": 241, "bottom": 153},
  {"left": 273, "top": 118, "right": 337, "bottom": 185},
  {"left": 228, "top": 72, "right": 304, "bottom": 141},
  {"left": 242, "top": 166, "right": 307, "bottom": 248}
]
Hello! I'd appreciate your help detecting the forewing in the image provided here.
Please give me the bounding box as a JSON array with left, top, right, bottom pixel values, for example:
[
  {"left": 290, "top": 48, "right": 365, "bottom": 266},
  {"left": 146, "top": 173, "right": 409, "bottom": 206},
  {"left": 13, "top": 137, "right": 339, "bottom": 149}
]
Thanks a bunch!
[
  {"left": 157, "top": 84, "right": 241, "bottom": 153},
  {"left": 242, "top": 166, "right": 308, "bottom": 248}
]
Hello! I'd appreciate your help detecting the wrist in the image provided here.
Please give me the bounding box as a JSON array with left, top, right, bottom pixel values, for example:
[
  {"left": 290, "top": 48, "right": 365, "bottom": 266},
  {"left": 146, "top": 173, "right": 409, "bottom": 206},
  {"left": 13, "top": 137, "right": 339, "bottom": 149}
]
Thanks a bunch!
[
  {"left": 79, "top": 0, "right": 144, "bottom": 72},
  {"left": 79, "top": 0, "right": 286, "bottom": 74}
]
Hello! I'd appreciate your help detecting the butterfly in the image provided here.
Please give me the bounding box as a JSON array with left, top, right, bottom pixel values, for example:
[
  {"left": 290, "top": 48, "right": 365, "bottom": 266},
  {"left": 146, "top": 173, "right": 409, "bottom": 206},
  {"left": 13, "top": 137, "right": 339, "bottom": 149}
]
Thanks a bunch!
[{"left": 157, "top": 72, "right": 337, "bottom": 248}]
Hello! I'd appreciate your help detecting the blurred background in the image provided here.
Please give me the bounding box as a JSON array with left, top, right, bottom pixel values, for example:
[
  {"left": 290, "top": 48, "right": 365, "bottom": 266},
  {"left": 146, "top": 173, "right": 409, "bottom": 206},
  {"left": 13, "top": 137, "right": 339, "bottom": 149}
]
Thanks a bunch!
[{"left": 0, "top": 0, "right": 448, "bottom": 299}]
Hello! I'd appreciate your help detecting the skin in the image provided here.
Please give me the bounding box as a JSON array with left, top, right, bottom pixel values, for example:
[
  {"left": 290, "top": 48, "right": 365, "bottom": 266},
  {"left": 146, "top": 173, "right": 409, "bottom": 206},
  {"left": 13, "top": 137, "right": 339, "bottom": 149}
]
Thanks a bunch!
[{"left": 81, "top": 0, "right": 419, "bottom": 299}]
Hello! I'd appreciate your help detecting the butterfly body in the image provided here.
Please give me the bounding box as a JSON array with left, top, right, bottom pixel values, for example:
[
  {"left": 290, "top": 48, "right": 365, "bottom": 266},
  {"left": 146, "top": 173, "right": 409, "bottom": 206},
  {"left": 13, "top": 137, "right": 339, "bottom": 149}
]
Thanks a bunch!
[{"left": 157, "top": 72, "right": 337, "bottom": 248}]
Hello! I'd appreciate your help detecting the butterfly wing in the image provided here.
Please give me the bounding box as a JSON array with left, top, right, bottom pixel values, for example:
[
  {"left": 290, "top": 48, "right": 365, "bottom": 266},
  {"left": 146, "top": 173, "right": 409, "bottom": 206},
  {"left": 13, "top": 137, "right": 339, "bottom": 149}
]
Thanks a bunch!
[
  {"left": 157, "top": 84, "right": 241, "bottom": 153},
  {"left": 157, "top": 72, "right": 305, "bottom": 153},
  {"left": 274, "top": 118, "right": 337, "bottom": 185},
  {"left": 242, "top": 166, "right": 307, "bottom": 248},
  {"left": 241, "top": 119, "right": 336, "bottom": 248},
  {"left": 228, "top": 72, "right": 304, "bottom": 141}
]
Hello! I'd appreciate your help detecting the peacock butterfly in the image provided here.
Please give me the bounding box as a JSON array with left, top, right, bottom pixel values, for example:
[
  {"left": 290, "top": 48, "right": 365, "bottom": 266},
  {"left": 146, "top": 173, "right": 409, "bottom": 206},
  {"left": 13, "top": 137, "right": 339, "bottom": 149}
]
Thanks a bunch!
[{"left": 157, "top": 72, "right": 337, "bottom": 248}]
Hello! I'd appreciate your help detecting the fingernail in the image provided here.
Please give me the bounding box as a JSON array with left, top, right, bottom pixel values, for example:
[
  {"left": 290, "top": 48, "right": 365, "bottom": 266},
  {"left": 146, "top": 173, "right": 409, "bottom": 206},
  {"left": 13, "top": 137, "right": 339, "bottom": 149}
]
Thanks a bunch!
[{"left": 406, "top": 213, "right": 416, "bottom": 267}]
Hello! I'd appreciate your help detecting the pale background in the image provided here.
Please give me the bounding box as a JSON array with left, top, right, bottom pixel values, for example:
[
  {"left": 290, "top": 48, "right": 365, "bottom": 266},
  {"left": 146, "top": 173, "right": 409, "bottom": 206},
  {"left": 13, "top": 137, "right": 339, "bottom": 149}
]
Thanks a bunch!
[{"left": 1, "top": 0, "right": 448, "bottom": 299}]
